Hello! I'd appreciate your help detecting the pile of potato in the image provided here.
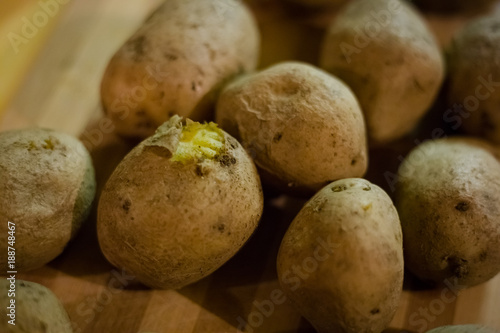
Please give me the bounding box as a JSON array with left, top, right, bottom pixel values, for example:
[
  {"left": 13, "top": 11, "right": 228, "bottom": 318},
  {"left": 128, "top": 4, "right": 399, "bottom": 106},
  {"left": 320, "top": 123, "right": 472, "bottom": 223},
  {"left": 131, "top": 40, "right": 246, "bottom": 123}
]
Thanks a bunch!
[{"left": 2, "top": 0, "right": 500, "bottom": 332}]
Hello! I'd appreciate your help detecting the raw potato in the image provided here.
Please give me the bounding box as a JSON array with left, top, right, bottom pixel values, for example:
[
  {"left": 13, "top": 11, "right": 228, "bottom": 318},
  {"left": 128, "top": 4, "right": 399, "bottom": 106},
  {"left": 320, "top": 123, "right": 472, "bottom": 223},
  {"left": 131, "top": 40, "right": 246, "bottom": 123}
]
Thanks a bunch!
[
  {"left": 396, "top": 138, "right": 500, "bottom": 287},
  {"left": 101, "top": 0, "right": 260, "bottom": 138},
  {"left": 448, "top": 15, "right": 500, "bottom": 144},
  {"left": 0, "top": 279, "right": 72, "bottom": 333},
  {"left": 277, "top": 178, "right": 403, "bottom": 333},
  {"left": 216, "top": 62, "right": 367, "bottom": 193},
  {"left": 0, "top": 128, "right": 96, "bottom": 272},
  {"left": 320, "top": 0, "right": 444, "bottom": 144},
  {"left": 97, "top": 116, "right": 263, "bottom": 289},
  {"left": 426, "top": 325, "right": 497, "bottom": 333},
  {"left": 412, "top": 0, "right": 497, "bottom": 14}
]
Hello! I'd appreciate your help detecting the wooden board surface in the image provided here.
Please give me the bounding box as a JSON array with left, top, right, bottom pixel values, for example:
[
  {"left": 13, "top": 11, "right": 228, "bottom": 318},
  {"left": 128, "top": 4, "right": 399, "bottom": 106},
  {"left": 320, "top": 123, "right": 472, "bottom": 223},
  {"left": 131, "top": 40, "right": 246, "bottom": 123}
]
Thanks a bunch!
[{"left": 1, "top": 1, "right": 500, "bottom": 332}]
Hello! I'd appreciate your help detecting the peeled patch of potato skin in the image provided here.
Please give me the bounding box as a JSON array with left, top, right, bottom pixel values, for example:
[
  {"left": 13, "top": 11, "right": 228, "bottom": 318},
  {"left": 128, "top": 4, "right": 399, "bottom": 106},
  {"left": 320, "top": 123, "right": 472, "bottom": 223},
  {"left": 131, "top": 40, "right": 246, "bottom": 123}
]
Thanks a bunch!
[
  {"left": 0, "top": 128, "right": 96, "bottom": 272},
  {"left": 277, "top": 178, "right": 403, "bottom": 333},
  {"left": 396, "top": 138, "right": 500, "bottom": 287},
  {"left": 320, "top": 0, "right": 444, "bottom": 145},
  {"left": 448, "top": 15, "right": 500, "bottom": 144},
  {"left": 0, "top": 280, "right": 73, "bottom": 333},
  {"left": 100, "top": 0, "right": 260, "bottom": 139},
  {"left": 216, "top": 61, "right": 368, "bottom": 194},
  {"left": 97, "top": 116, "right": 263, "bottom": 289}
]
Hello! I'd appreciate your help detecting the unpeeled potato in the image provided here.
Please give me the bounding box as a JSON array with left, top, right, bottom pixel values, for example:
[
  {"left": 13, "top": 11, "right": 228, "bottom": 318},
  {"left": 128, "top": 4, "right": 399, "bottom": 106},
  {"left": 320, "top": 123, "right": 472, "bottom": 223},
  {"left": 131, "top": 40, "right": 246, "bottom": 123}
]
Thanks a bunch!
[
  {"left": 0, "top": 279, "right": 72, "bottom": 333},
  {"left": 101, "top": 0, "right": 260, "bottom": 138},
  {"left": 0, "top": 128, "right": 95, "bottom": 272},
  {"left": 396, "top": 138, "right": 500, "bottom": 287},
  {"left": 216, "top": 61, "right": 367, "bottom": 194},
  {"left": 277, "top": 178, "right": 403, "bottom": 333},
  {"left": 320, "top": 0, "right": 444, "bottom": 144},
  {"left": 98, "top": 116, "right": 263, "bottom": 289}
]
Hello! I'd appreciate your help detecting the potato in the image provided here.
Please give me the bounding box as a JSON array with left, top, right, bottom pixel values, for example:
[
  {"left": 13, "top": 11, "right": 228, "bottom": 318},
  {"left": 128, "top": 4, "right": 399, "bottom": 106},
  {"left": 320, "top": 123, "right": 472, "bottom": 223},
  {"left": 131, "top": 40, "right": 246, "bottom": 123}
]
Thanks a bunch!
[
  {"left": 426, "top": 325, "right": 497, "bottom": 333},
  {"left": 448, "top": 15, "right": 500, "bottom": 144},
  {"left": 97, "top": 116, "right": 263, "bottom": 289},
  {"left": 216, "top": 62, "right": 367, "bottom": 193},
  {"left": 0, "top": 128, "right": 96, "bottom": 272},
  {"left": 319, "top": 0, "right": 444, "bottom": 144},
  {"left": 412, "top": 0, "right": 497, "bottom": 14},
  {"left": 277, "top": 178, "right": 403, "bottom": 333},
  {"left": 101, "top": 0, "right": 260, "bottom": 138},
  {"left": 0, "top": 279, "right": 72, "bottom": 333},
  {"left": 396, "top": 138, "right": 500, "bottom": 287}
]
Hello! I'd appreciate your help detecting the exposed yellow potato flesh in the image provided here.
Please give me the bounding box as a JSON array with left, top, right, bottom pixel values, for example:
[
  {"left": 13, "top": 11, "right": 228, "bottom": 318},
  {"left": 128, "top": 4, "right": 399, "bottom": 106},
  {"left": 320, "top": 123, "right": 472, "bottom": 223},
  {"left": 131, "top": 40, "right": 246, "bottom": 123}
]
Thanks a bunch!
[{"left": 171, "top": 121, "right": 225, "bottom": 163}]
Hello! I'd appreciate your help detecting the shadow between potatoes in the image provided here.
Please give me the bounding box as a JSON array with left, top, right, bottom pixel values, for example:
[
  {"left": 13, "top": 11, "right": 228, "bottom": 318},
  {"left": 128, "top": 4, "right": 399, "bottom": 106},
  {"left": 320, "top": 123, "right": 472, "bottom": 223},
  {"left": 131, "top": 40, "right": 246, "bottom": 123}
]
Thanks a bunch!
[
  {"left": 247, "top": 0, "right": 327, "bottom": 69},
  {"left": 364, "top": 76, "right": 464, "bottom": 202},
  {"left": 178, "top": 195, "right": 307, "bottom": 330},
  {"left": 47, "top": 120, "right": 138, "bottom": 283}
]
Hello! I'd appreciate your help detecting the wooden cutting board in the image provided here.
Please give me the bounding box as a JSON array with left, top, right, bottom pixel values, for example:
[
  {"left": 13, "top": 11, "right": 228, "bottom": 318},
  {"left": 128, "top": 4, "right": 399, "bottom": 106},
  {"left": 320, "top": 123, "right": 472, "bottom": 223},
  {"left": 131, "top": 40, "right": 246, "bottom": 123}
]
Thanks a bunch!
[{"left": 1, "top": 0, "right": 500, "bottom": 332}]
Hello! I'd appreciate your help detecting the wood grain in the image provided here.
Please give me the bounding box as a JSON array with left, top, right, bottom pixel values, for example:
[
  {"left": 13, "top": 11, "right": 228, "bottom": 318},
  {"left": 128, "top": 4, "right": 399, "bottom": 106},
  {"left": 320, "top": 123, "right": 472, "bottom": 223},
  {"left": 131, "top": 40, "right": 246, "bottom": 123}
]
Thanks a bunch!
[
  {"left": 0, "top": 0, "right": 67, "bottom": 118},
  {"left": 1, "top": 0, "right": 500, "bottom": 332}
]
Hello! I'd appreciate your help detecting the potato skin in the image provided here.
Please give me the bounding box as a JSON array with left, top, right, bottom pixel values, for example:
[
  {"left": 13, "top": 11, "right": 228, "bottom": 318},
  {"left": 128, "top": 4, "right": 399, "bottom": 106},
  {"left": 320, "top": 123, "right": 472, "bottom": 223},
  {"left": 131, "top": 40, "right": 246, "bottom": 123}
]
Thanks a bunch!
[
  {"left": 448, "top": 15, "right": 500, "bottom": 144},
  {"left": 320, "top": 0, "right": 444, "bottom": 144},
  {"left": 0, "top": 280, "right": 72, "bottom": 333},
  {"left": 277, "top": 179, "right": 403, "bottom": 333},
  {"left": 101, "top": 0, "right": 260, "bottom": 138},
  {"left": 396, "top": 138, "right": 500, "bottom": 287},
  {"left": 97, "top": 116, "right": 263, "bottom": 289},
  {"left": 426, "top": 325, "right": 497, "bottom": 333},
  {"left": 216, "top": 62, "right": 367, "bottom": 193},
  {"left": 0, "top": 128, "right": 95, "bottom": 272}
]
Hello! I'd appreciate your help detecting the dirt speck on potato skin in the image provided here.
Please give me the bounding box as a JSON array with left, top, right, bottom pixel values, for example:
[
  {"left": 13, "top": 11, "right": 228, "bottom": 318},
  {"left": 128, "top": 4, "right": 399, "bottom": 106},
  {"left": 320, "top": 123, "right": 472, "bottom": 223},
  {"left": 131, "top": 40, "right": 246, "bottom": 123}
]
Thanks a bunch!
[
  {"left": 455, "top": 202, "right": 469, "bottom": 212},
  {"left": 218, "top": 154, "right": 237, "bottom": 167}
]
